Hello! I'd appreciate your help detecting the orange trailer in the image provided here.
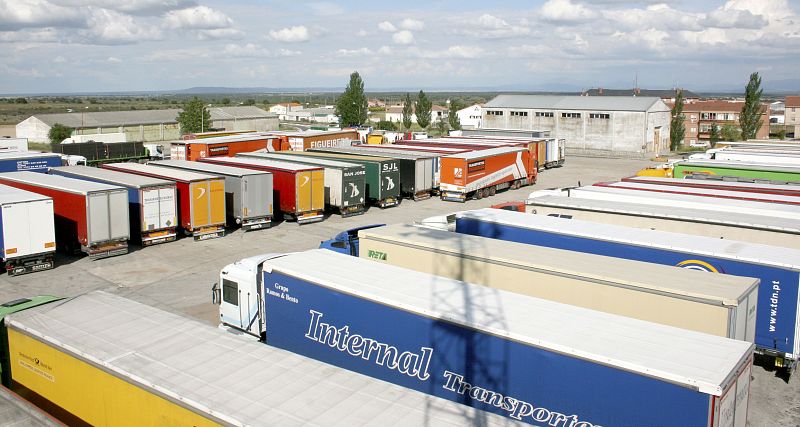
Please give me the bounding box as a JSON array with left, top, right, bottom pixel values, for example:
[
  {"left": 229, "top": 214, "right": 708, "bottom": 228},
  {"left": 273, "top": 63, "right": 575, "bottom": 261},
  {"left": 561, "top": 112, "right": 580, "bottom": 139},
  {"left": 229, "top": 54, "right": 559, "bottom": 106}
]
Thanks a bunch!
[
  {"left": 170, "top": 134, "right": 285, "bottom": 161},
  {"left": 440, "top": 147, "right": 536, "bottom": 202}
]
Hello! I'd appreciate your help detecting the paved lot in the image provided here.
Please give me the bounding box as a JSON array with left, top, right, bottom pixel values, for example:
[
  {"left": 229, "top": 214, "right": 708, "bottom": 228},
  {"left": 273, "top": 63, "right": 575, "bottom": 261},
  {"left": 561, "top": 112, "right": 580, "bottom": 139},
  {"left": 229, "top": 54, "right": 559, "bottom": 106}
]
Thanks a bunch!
[{"left": 0, "top": 155, "right": 796, "bottom": 426}]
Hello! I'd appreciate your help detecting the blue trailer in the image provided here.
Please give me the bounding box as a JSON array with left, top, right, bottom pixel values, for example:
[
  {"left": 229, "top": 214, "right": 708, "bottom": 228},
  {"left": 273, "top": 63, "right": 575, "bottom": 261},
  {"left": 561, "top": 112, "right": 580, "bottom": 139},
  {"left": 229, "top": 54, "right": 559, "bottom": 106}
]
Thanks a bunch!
[
  {"left": 0, "top": 152, "right": 61, "bottom": 173},
  {"left": 450, "top": 208, "right": 800, "bottom": 372},
  {"left": 216, "top": 249, "right": 753, "bottom": 427}
]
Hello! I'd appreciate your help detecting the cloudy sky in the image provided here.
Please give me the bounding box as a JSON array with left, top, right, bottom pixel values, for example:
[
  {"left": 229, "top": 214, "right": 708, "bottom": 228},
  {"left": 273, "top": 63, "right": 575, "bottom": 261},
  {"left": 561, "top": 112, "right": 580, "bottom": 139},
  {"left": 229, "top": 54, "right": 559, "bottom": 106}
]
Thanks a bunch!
[{"left": 0, "top": 0, "right": 798, "bottom": 94}]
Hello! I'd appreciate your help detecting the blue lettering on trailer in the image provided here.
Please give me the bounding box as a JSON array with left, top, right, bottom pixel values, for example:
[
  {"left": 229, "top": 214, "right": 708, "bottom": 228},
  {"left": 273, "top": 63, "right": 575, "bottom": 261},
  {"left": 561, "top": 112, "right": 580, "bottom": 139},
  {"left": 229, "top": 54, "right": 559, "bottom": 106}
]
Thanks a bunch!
[
  {"left": 263, "top": 271, "right": 713, "bottom": 427},
  {"left": 456, "top": 217, "right": 799, "bottom": 356}
]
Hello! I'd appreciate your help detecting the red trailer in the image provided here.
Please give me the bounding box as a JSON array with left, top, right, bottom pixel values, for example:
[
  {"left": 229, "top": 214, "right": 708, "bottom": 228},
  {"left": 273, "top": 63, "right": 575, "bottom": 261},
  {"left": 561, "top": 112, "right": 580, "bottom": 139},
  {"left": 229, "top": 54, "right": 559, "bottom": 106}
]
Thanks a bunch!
[
  {"left": 439, "top": 147, "right": 536, "bottom": 202},
  {"left": 0, "top": 171, "right": 129, "bottom": 259},
  {"left": 199, "top": 156, "right": 325, "bottom": 224}
]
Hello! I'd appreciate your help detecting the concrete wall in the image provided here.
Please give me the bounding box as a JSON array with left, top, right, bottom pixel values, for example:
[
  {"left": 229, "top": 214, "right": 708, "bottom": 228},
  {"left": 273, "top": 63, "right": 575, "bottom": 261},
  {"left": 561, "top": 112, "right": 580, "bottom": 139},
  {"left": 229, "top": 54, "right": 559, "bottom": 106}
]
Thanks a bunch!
[
  {"left": 213, "top": 117, "right": 278, "bottom": 132},
  {"left": 482, "top": 108, "right": 668, "bottom": 158},
  {"left": 15, "top": 117, "right": 51, "bottom": 143}
]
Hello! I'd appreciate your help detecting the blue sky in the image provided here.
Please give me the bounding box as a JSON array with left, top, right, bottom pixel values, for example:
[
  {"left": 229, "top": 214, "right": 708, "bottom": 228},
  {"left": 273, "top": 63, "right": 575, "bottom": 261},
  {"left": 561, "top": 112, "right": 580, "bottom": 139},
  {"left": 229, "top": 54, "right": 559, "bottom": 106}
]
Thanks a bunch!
[{"left": 0, "top": 0, "right": 798, "bottom": 93}]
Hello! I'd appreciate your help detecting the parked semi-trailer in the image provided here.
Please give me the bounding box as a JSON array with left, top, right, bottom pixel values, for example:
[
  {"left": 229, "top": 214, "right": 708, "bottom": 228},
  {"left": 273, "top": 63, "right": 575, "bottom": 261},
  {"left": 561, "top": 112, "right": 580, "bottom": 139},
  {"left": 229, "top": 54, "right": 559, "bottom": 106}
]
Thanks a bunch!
[
  {"left": 273, "top": 151, "right": 401, "bottom": 208},
  {"left": 712, "top": 150, "right": 800, "bottom": 166},
  {"left": 446, "top": 208, "right": 800, "bottom": 372},
  {"left": 55, "top": 141, "right": 164, "bottom": 165},
  {"left": 525, "top": 195, "right": 800, "bottom": 249},
  {"left": 354, "top": 224, "right": 758, "bottom": 341},
  {"left": 0, "top": 292, "right": 513, "bottom": 427},
  {"left": 101, "top": 163, "right": 225, "bottom": 240},
  {"left": 561, "top": 185, "right": 800, "bottom": 220},
  {"left": 310, "top": 146, "right": 436, "bottom": 200},
  {"left": 148, "top": 160, "right": 274, "bottom": 230},
  {"left": 440, "top": 147, "right": 536, "bottom": 202},
  {"left": 236, "top": 152, "right": 365, "bottom": 217},
  {"left": 0, "top": 184, "right": 55, "bottom": 275},
  {"left": 673, "top": 160, "right": 800, "bottom": 182},
  {"left": 0, "top": 172, "right": 128, "bottom": 258},
  {"left": 596, "top": 180, "right": 800, "bottom": 206},
  {"left": 49, "top": 166, "right": 177, "bottom": 246},
  {"left": 199, "top": 156, "right": 324, "bottom": 224},
  {"left": 169, "top": 134, "right": 284, "bottom": 161},
  {"left": 216, "top": 249, "right": 753, "bottom": 427},
  {"left": 621, "top": 175, "right": 800, "bottom": 197},
  {"left": 0, "top": 152, "right": 61, "bottom": 173}
]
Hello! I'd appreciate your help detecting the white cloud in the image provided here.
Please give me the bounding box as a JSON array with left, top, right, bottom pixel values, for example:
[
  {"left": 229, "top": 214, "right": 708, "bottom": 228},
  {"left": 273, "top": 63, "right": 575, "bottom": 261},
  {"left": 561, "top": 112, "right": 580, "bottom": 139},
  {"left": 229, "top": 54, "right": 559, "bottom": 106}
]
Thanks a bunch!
[
  {"left": 308, "top": 2, "right": 344, "bottom": 16},
  {"left": 223, "top": 43, "right": 268, "bottom": 57},
  {"left": 377, "top": 45, "right": 393, "bottom": 55},
  {"left": 278, "top": 48, "right": 302, "bottom": 57},
  {"left": 356, "top": 29, "right": 368, "bottom": 37},
  {"left": 443, "top": 45, "right": 484, "bottom": 59},
  {"left": 0, "top": 0, "right": 85, "bottom": 30},
  {"left": 53, "top": 55, "right": 67, "bottom": 63},
  {"left": 705, "top": 6, "right": 767, "bottom": 29},
  {"left": 400, "top": 18, "right": 424, "bottom": 31},
  {"left": 478, "top": 14, "right": 508, "bottom": 30},
  {"left": 392, "top": 30, "right": 414, "bottom": 44},
  {"left": 164, "top": 6, "right": 232, "bottom": 29},
  {"left": 197, "top": 28, "right": 244, "bottom": 40},
  {"left": 107, "top": 56, "right": 122, "bottom": 63},
  {"left": 50, "top": 0, "right": 197, "bottom": 16},
  {"left": 540, "top": 0, "right": 597, "bottom": 22},
  {"left": 378, "top": 21, "right": 397, "bottom": 32},
  {"left": 451, "top": 14, "right": 530, "bottom": 39},
  {"left": 337, "top": 47, "right": 373, "bottom": 56},
  {"left": 86, "top": 8, "right": 162, "bottom": 44},
  {"left": 268, "top": 25, "right": 310, "bottom": 42}
]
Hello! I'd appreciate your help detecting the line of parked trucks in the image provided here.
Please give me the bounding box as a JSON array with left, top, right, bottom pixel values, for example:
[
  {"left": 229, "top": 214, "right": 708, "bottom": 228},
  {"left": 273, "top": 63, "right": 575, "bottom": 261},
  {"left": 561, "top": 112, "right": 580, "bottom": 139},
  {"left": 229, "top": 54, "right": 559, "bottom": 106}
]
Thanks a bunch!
[
  {"left": 0, "top": 140, "right": 797, "bottom": 426},
  {"left": 0, "top": 131, "right": 566, "bottom": 275}
]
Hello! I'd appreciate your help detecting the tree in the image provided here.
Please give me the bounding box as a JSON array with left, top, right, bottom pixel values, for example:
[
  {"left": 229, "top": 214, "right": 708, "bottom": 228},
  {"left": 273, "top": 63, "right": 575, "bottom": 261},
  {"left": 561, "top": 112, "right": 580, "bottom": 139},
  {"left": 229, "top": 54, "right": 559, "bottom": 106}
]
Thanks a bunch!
[
  {"left": 244, "top": 98, "right": 256, "bottom": 106},
  {"left": 335, "top": 71, "right": 368, "bottom": 127},
  {"left": 709, "top": 123, "right": 720, "bottom": 147},
  {"left": 739, "top": 72, "right": 763, "bottom": 140},
  {"left": 14, "top": 97, "right": 27, "bottom": 104},
  {"left": 221, "top": 97, "right": 231, "bottom": 105},
  {"left": 448, "top": 100, "right": 462, "bottom": 130},
  {"left": 435, "top": 117, "right": 449, "bottom": 136},
  {"left": 401, "top": 93, "right": 413, "bottom": 131},
  {"left": 376, "top": 120, "right": 396, "bottom": 131},
  {"left": 415, "top": 90, "right": 432, "bottom": 129},
  {"left": 721, "top": 124, "right": 741, "bottom": 142},
  {"left": 177, "top": 97, "right": 211, "bottom": 134},
  {"left": 48, "top": 123, "right": 72, "bottom": 151},
  {"left": 669, "top": 91, "right": 685, "bottom": 151}
]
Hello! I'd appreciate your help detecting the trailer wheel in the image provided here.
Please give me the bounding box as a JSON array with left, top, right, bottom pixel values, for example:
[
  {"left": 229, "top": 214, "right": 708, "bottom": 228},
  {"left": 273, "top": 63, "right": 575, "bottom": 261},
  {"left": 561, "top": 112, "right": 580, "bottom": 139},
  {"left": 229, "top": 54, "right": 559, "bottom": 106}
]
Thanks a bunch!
[
  {"left": 489, "top": 186, "right": 496, "bottom": 196},
  {"left": 475, "top": 189, "right": 484, "bottom": 200}
]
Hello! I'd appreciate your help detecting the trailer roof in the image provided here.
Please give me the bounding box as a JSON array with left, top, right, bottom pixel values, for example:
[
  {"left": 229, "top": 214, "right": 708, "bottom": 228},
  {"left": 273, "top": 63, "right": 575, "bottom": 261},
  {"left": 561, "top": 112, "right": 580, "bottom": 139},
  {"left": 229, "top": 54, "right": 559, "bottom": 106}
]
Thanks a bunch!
[
  {"left": 0, "top": 183, "right": 51, "bottom": 204},
  {"left": 265, "top": 250, "right": 753, "bottom": 396},
  {"left": 527, "top": 195, "right": 800, "bottom": 233},
  {"left": 102, "top": 162, "right": 222, "bottom": 182},
  {"left": 599, "top": 181, "right": 800, "bottom": 204},
  {"left": 444, "top": 146, "right": 524, "bottom": 160},
  {"left": 49, "top": 166, "right": 174, "bottom": 188},
  {"left": 456, "top": 208, "right": 800, "bottom": 269},
  {"left": 678, "top": 160, "right": 800, "bottom": 173},
  {"left": 0, "top": 151, "right": 60, "bottom": 160},
  {"left": 574, "top": 186, "right": 800, "bottom": 219},
  {"left": 361, "top": 224, "right": 757, "bottom": 305},
  {"left": 239, "top": 152, "right": 364, "bottom": 169},
  {"left": 6, "top": 291, "right": 514, "bottom": 427},
  {"left": 623, "top": 176, "right": 800, "bottom": 192},
  {"left": 148, "top": 160, "right": 272, "bottom": 178},
  {"left": 333, "top": 146, "right": 439, "bottom": 160},
  {"left": 389, "top": 144, "right": 469, "bottom": 153},
  {"left": 177, "top": 133, "right": 276, "bottom": 145},
  {"left": 202, "top": 156, "right": 322, "bottom": 172},
  {"left": 0, "top": 171, "right": 125, "bottom": 195},
  {"left": 300, "top": 150, "right": 397, "bottom": 163}
]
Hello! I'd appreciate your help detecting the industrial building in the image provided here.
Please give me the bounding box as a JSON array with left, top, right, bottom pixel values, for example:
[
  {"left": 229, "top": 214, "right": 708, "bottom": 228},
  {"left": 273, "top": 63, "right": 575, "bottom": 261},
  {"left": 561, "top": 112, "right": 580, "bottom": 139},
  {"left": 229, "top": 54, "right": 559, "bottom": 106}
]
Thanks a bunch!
[
  {"left": 456, "top": 104, "right": 483, "bottom": 129},
  {"left": 16, "top": 106, "right": 278, "bottom": 143},
  {"left": 482, "top": 94, "right": 671, "bottom": 158}
]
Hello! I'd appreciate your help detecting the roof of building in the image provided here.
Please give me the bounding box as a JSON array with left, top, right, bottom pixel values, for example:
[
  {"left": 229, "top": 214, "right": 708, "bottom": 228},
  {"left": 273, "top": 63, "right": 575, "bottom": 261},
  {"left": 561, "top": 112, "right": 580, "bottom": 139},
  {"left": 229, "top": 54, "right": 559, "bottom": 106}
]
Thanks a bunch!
[
  {"left": 786, "top": 96, "right": 800, "bottom": 108},
  {"left": 26, "top": 107, "right": 275, "bottom": 128},
  {"left": 385, "top": 105, "right": 448, "bottom": 114},
  {"left": 484, "top": 94, "right": 666, "bottom": 112},
  {"left": 582, "top": 88, "right": 699, "bottom": 99}
]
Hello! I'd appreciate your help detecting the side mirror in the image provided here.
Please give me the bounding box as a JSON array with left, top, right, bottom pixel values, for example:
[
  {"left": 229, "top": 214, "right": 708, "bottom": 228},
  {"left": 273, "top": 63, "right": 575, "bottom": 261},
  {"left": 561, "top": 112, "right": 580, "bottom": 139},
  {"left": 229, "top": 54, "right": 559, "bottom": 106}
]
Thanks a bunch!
[{"left": 211, "top": 283, "right": 220, "bottom": 305}]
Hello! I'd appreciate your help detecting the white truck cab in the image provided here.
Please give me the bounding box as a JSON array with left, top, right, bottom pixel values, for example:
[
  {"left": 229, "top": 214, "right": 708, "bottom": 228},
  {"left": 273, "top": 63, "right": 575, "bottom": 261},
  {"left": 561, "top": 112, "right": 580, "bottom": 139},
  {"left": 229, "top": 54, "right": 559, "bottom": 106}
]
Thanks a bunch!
[{"left": 214, "top": 253, "right": 280, "bottom": 339}]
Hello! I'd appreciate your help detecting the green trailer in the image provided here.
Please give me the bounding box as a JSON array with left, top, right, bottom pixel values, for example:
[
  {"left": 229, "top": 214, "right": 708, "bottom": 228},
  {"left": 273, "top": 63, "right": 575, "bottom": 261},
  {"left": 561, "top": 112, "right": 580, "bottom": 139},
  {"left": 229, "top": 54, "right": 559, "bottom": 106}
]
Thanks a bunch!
[
  {"left": 268, "top": 151, "right": 401, "bottom": 208},
  {"left": 674, "top": 160, "right": 800, "bottom": 183}
]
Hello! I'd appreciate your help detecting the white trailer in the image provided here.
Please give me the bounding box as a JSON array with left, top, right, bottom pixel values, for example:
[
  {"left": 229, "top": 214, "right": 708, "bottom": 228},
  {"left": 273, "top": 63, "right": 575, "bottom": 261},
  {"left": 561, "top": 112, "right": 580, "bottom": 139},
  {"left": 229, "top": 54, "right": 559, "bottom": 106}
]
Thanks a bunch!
[
  {"left": 525, "top": 195, "right": 800, "bottom": 249},
  {"left": 0, "top": 184, "right": 55, "bottom": 275},
  {"left": 713, "top": 150, "right": 800, "bottom": 166}
]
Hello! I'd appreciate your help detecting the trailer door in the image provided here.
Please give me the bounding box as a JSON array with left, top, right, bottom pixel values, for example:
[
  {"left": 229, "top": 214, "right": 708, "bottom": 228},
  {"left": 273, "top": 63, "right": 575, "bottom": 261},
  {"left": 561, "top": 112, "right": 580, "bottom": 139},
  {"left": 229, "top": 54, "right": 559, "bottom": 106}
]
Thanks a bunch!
[
  {"left": 312, "top": 169, "right": 324, "bottom": 210},
  {"left": 26, "top": 199, "right": 56, "bottom": 256},
  {"left": 1, "top": 202, "right": 35, "bottom": 257},
  {"left": 190, "top": 181, "right": 210, "bottom": 228},
  {"left": 87, "top": 192, "right": 111, "bottom": 243},
  {"left": 296, "top": 171, "right": 312, "bottom": 212}
]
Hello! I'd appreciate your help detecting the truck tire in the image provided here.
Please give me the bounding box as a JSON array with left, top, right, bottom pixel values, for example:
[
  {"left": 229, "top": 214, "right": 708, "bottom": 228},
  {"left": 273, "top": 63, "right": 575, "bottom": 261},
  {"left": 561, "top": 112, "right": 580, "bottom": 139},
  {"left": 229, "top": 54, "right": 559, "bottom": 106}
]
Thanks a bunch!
[
  {"left": 489, "top": 186, "right": 497, "bottom": 196},
  {"left": 475, "top": 189, "right": 483, "bottom": 200}
]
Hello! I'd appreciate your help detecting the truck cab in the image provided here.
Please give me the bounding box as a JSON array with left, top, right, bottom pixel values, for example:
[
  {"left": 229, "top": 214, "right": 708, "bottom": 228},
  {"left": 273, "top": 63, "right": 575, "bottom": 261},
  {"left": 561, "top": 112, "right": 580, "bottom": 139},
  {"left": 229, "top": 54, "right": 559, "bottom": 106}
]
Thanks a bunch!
[
  {"left": 319, "top": 224, "right": 385, "bottom": 256},
  {"left": 213, "top": 254, "right": 277, "bottom": 339}
]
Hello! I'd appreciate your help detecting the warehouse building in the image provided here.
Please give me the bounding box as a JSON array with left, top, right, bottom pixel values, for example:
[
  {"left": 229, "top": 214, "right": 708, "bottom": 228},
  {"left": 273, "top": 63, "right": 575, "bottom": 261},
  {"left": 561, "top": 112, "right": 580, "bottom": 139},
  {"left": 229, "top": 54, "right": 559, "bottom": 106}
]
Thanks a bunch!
[
  {"left": 16, "top": 106, "right": 278, "bottom": 143},
  {"left": 482, "top": 94, "right": 671, "bottom": 158}
]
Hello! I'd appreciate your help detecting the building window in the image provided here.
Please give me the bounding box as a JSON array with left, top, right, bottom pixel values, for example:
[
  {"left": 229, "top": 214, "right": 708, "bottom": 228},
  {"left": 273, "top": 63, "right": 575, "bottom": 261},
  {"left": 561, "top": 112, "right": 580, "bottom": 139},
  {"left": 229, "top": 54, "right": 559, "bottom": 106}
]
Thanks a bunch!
[
  {"left": 700, "top": 112, "right": 719, "bottom": 120},
  {"left": 561, "top": 112, "right": 581, "bottom": 118},
  {"left": 535, "top": 112, "right": 554, "bottom": 117},
  {"left": 510, "top": 111, "right": 528, "bottom": 117},
  {"left": 486, "top": 110, "right": 504, "bottom": 116},
  {"left": 589, "top": 113, "right": 610, "bottom": 119},
  {"left": 691, "top": 127, "right": 697, "bottom": 133}
]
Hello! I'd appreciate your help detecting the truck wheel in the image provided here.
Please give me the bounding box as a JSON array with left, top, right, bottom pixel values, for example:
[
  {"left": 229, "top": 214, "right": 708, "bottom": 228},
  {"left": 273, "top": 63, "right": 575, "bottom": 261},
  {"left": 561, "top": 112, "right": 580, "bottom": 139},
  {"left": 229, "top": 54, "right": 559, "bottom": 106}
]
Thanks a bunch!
[
  {"left": 475, "top": 189, "right": 484, "bottom": 200},
  {"left": 489, "top": 186, "right": 496, "bottom": 196}
]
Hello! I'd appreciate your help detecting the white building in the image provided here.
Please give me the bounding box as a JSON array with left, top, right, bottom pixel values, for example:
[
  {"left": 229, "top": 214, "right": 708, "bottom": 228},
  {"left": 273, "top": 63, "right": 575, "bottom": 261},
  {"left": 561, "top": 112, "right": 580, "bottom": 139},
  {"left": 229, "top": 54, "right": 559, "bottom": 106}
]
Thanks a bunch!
[
  {"left": 456, "top": 104, "right": 482, "bottom": 129},
  {"left": 385, "top": 105, "right": 448, "bottom": 125},
  {"left": 482, "top": 94, "right": 671, "bottom": 158},
  {"left": 283, "top": 107, "right": 339, "bottom": 124},
  {"left": 16, "top": 106, "right": 278, "bottom": 143},
  {"left": 268, "top": 102, "right": 303, "bottom": 117}
]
